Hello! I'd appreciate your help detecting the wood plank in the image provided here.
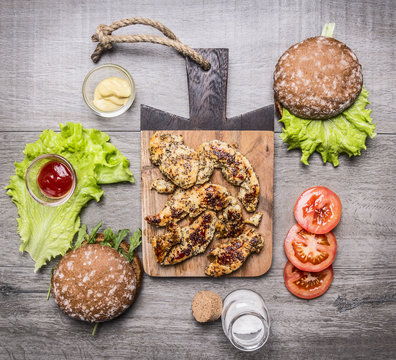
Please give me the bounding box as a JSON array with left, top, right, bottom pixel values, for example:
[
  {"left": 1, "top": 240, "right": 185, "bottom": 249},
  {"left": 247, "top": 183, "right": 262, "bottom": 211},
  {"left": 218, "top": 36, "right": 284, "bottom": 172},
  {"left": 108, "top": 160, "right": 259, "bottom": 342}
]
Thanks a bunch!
[
  {"left": 1, "top": 132, "right": 395, "bottom": 272},
  {"left": 141, "top": 130, "right": 274, "bottom": 277},
  {"left": 0, "top": 0, "right": 394, "bottom": 133},
  {"left": 1, "top": 131, "right": 396, "bottom": 358},
  {"left": 186, "top": 48, "right": 228, "bottom": 127},
  {"left": 0, "top": 269, "right": 395, "bottom": 360},
  {"left": 141, "top": 104, "right": 274, "bottom": 131}
]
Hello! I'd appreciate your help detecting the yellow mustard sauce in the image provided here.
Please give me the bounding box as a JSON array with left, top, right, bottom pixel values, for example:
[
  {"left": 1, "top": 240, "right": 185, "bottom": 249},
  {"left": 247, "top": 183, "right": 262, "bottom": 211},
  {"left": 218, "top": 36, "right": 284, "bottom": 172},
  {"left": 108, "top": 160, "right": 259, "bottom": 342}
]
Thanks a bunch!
[{"left": 93, "top": 77, "right": 131, "bottom": 112}]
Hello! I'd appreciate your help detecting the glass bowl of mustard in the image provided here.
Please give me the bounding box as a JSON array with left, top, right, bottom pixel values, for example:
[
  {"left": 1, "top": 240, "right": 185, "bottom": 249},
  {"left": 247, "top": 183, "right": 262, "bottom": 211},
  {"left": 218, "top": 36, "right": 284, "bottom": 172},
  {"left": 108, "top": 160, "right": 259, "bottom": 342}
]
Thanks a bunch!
[{"left": 82, "top": 64, "right": 136, "bottom": 118}]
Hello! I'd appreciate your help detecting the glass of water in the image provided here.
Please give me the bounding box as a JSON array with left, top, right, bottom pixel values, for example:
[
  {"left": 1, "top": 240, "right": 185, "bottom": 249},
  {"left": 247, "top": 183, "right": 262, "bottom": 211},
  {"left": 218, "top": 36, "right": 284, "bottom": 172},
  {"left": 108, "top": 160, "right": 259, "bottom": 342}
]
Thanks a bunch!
[{"left": 222, "top": 289, "right": 270, "bottom": 351}]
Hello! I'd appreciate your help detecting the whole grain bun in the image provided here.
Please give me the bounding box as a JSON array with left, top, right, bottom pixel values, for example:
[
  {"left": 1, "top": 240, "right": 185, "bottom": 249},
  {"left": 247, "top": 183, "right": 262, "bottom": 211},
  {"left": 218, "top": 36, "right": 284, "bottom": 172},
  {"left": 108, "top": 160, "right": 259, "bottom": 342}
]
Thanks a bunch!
[
  {"left": 273, "top": 36, "right": 363, "bottom": 119},
  {"left": 51, "top": 236, "right": 142, "bottom": 323},
  {"left": 97, "top": 234, "right": 143, "bottom": 287}
]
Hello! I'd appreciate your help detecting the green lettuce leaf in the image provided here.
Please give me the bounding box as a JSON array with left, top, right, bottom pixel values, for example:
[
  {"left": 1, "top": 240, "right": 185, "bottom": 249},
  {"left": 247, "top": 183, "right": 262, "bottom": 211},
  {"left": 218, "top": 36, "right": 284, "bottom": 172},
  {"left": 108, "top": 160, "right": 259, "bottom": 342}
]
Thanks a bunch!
[
  {"left": 321, "top": 22, "right": 335, "bottom": 37},
  {"left": 280, "top": 89, "right": 376, "bottom": 167},
  {"left": 5, "top": 123, "right": 134, "bottom": 271}
]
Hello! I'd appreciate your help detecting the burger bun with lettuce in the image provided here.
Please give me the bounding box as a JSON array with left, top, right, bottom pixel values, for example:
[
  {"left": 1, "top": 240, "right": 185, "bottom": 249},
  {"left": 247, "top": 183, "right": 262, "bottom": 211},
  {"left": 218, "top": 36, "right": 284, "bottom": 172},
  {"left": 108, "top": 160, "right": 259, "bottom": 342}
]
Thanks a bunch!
[
  {"left": 50, "top": 223, "right": 142, "bottom": 323},
  {"left": 274, "top": 23, "right": 376, "bottom": 166}
]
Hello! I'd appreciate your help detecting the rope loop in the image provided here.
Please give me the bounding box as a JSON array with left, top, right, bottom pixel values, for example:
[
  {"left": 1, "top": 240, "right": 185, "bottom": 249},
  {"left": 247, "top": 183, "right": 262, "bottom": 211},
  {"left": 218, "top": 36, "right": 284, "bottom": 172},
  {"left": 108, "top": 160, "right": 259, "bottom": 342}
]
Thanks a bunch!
[{"left": 91, "top": 17, "right": 211, "bottom": 71}]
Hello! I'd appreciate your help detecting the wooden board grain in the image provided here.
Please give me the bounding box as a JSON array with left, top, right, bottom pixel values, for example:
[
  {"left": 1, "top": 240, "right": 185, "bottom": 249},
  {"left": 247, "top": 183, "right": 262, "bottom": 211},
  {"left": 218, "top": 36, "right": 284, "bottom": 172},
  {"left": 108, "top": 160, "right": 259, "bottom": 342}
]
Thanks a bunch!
[{"left": 141, "top": 130, "right": 274, "bottom": 277}]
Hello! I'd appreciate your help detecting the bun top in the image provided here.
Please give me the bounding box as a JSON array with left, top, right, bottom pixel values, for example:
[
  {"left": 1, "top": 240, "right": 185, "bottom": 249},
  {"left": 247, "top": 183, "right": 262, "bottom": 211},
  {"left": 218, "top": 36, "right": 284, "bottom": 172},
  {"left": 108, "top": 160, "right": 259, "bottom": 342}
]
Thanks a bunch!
[
  {"left": 273, "top": 36, "right": 363, "bottom": 119},
  {"left": 51, "top": 243, "right": 139, "bottom": 323}
]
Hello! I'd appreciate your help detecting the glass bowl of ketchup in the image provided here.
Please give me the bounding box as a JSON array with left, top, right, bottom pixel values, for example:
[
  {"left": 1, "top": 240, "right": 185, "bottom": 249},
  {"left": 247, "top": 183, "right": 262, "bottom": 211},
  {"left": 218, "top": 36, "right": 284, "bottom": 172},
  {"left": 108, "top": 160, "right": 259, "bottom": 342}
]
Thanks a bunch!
[{"left": 25, "top": 154, "right": 77, "bottom": 206}]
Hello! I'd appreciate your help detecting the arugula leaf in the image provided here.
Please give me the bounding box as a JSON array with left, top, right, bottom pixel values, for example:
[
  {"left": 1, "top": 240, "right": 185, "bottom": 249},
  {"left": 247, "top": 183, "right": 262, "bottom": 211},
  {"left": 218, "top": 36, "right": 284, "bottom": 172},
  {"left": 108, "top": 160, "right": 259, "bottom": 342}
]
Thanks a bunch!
[
  {"left": 118, "top": 248, "right": 129, "bottom": 259},
  {"left": 70, "top": 222, "right": 141, "bottom": 263},
  {"left": 113, "top": 229, "right": 130, "bottom": 251},
  {"left": 128, "top": 229, "right": 142, "bottom": 262},
  {"left": 5, "top": 123, "right": 134, "bottom": 271},
  {"left": 103, "top": 227, "right": 115, "bottom": 243},
  {"left": 74, "top": 224, "right": 88, "bottom": 250},
  {"left": 88, "top": 221, "right": 103, "bottom": 243}
]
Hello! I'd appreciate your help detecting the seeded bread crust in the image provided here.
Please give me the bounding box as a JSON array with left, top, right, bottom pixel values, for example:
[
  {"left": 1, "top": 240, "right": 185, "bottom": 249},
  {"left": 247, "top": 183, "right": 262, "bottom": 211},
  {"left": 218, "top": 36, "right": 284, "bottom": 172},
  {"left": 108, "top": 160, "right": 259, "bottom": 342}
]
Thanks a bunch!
[
  {"left": 51, "top": 238, "right": 142, "bottom": 323},
  {"left": 274, "top": 36, "right": 363, "bottom": 119}
]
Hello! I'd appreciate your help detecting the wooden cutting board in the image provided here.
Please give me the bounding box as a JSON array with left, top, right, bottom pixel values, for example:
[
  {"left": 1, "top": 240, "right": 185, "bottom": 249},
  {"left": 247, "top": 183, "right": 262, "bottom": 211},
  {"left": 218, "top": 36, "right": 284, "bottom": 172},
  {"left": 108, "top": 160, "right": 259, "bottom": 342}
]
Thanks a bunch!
[{"left": 140, "top": 49, "right": 274, "bottom": 277}]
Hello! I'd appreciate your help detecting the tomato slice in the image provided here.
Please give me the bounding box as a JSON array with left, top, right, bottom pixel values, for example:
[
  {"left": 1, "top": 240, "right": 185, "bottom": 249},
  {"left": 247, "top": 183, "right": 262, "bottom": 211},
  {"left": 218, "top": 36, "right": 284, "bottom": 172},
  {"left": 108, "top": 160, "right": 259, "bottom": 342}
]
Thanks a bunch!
[
  {"left": 294, "top": 186, "right": 342, "bottom": 234},
  {"left": 284, "top": 224, "right": 337, "bottom": 272},
  {"left": 284, "top": 261, "right": 334, "bottom": 299}
]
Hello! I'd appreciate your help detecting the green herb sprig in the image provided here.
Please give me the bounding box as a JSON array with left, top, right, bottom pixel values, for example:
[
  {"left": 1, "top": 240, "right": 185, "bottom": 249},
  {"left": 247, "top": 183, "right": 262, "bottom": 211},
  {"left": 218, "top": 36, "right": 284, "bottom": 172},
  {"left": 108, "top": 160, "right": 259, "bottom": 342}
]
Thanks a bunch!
[
  {"left": 72, "top": 221, "right": 141, "bottom": 263},
  {"left": 128, "top": 229, "right": 142, "bottom": 262},
  {"left": 46, "top": 267, "right": 55, "bottom": 301},
  {"left": 92, "top": 323, "right": 99, "bottom": 336}
]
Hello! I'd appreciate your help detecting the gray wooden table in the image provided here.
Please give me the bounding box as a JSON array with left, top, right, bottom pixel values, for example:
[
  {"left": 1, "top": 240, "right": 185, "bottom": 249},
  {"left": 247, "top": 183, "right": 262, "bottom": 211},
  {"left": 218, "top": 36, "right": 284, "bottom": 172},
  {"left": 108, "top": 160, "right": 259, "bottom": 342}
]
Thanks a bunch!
[{"left": 1, "top": 1, "right": 395, "bottom": 359}]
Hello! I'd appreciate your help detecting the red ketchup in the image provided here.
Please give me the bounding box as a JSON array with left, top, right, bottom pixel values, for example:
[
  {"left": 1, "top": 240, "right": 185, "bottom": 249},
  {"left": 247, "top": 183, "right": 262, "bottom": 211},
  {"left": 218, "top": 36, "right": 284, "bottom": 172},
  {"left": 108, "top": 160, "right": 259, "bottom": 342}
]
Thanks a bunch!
[{"left": 37, "top": 161, "right": 73, "bottom": 198}]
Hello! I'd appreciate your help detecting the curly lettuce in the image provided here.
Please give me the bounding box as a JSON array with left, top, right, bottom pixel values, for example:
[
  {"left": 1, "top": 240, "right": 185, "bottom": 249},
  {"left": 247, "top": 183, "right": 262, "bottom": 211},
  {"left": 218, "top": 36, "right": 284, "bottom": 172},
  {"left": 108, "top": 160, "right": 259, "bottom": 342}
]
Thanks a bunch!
[
  {"left": 280, "top": 87, "right": 376, "bottom": 166},
  {"left": 5, "top": 123, "right": 134, "bottom": 271},
  {"left": 279, "top": 23, "right": 376, "bottom": 166}
]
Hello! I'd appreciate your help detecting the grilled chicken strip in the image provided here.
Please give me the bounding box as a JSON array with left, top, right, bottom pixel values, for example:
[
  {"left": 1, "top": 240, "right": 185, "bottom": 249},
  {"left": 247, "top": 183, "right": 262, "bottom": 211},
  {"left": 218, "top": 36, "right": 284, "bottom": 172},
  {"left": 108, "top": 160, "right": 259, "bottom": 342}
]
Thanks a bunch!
[
  {"left": 145, "top": 183, "right": 230, "bottom": 227},
  {"left": 196, "top": 152, "right": 215, "bottom": 185},
  {"left": 149, "top": 132, "right": 183, "bottom": 165},
  {"left": 198, "top": 140, "right": 260, "bottom": 212},
  {"left": 149, "top": 132, "right": 200, "bottom": 189},
  {"left": 151, "top": 222, "right": 182, "bottom": 264},
  {"left": 161, "top": 211, "right": 217, "bottom": 265},
  {"left": 151, "top": 178, "right": 176, "bottom": 194},
  {"left": 215, "top": 196, "right": 244, "bottom": 238},
  {"left": 238, "top": 163, "right": 260, "bottom": 212},
  {"left": 244, "top": 212, "right": 264, "bottom": 227},
  {"left": 198, "top": 140, "right": 248, "bottom": 185},
  {"left": 205, "top": 228, "right": 264, "bottom": 277}
]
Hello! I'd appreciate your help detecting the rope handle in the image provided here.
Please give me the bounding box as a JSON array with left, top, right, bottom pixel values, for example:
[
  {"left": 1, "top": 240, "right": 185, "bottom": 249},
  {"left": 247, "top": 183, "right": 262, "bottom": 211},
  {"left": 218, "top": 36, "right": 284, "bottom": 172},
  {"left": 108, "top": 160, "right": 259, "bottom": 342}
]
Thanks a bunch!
[{"left": 91, "top": 17, "right": 211, "bottom": 71}]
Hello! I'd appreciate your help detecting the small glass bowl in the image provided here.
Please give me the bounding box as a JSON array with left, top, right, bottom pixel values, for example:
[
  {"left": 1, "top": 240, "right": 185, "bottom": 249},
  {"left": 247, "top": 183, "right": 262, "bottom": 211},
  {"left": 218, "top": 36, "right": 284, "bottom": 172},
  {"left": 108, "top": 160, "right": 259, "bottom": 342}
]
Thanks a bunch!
[
  {"left": 25, "top": 154, "right": 77, "bottom": 207},
  {"left": 82, "top": 63, "right": 136, "bottom": 118},
  {"left": 222, "top": 289, "right": 270, "bottom": 352}
]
